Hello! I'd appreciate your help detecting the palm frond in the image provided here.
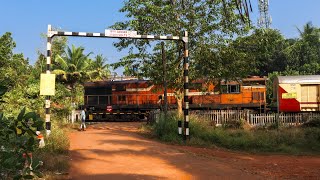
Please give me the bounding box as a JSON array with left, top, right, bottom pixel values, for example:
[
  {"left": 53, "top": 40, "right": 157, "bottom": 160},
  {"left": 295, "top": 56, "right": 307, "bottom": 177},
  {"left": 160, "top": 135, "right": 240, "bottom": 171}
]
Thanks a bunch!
[
  {"left": 52, "top": 69, "right": 67, "bottom": 80},
  {"left": 55, "top": 55, "right": 68, "bottom": 70}
]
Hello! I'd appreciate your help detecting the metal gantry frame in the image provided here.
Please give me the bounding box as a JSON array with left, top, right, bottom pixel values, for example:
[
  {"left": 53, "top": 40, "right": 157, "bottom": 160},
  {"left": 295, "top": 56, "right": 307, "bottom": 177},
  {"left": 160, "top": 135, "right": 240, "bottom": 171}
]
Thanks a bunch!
[{"left": 45, "top": 25, "right": 190, "bottom": 140}]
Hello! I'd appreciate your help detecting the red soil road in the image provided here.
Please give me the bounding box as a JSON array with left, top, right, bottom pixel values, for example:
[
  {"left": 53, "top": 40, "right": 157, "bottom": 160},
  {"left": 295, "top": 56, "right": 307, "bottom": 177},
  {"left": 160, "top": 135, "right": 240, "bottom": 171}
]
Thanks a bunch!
[{"left": 69, "top": 122, "right": 320, "bottom": 180}]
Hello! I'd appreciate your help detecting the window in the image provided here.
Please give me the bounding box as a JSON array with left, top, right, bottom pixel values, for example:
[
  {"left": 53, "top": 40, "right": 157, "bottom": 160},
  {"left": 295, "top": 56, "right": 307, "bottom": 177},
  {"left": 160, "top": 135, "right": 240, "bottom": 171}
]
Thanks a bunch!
[
  {"left": 98, "top": 96, "right": 107, "bottom": 105},
  {"left": 85, "top": 87, "right": 111, "bottom": 95},
  {"left": 229, "top": 85, "right": 240, "bottom": 93},
  {"left": 87, "top": 96, "right": 98, "bottom": 105},
  {"left": 115, "top": 85, "right": 126, "bottom": 91},
  {"left": 221, "top": 85, "right": 240, "bottom": 93}
]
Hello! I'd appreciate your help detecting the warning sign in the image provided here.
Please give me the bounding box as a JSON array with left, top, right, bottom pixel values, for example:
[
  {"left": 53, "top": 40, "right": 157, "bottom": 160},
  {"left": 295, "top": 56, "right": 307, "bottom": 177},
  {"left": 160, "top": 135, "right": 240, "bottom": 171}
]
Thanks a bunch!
[
  {"left": 282, "top": 92, "right": 297, "bottom": 99},
  {"left": 105, "top": 29, "right": 137, "bottom": 38},
  {"left": 40, "top": 74, "right": 56, "bottom": 95}
]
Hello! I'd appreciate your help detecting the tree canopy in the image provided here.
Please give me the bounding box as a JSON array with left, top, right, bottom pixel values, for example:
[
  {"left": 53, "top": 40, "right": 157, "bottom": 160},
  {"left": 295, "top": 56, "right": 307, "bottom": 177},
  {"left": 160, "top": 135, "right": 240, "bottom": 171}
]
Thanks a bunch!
[
  {"left": 284, "top": 22, "right": 320, "bottom": 74},
  {"left": 111, "top": 0, "right": 252, "bottom": 112},
  {"left": 1, "top": 7, "right": 320, "bottom": 115}
]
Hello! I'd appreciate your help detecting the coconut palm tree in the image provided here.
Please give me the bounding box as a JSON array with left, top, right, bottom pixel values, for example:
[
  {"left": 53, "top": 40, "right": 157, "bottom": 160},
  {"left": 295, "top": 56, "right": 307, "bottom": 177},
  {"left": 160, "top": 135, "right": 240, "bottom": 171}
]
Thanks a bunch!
[
  {"left": 296, "top": 22, "right": 320, "bottom": 44},
  {"left": 53, "top": 45, "right": 92, "bottom": 89},
  {"left": 285, "top": 22, "right": 320, "bottom": 74},
  {"left": 87, "top": 54, "right": 111, "bottom": 81}
]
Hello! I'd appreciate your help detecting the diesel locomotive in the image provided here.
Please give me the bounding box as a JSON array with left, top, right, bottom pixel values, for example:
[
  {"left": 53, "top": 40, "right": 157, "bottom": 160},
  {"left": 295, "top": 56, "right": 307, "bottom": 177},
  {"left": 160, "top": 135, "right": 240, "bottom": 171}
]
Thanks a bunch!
[{"left": 83, "top": 76, "right": 267, "bottom": 121}]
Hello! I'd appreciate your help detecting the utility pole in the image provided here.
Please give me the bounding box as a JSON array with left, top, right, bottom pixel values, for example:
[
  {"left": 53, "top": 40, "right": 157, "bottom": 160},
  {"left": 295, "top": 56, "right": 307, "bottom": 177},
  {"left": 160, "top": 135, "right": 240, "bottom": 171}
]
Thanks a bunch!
[{"left": 161, "top": 42, "right": 168, "bottom": 115}]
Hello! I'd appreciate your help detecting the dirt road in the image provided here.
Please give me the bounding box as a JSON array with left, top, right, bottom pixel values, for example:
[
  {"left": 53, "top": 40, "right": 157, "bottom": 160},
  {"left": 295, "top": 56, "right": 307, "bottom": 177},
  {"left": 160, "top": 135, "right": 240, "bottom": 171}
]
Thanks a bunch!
[{"left": 69, "top": 122, "right": 320, "bottom": 179}]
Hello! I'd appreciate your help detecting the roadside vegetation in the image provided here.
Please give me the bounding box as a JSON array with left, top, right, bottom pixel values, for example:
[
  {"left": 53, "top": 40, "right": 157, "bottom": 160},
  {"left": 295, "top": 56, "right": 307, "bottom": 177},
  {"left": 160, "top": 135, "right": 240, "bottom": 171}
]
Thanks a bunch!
[
  {"left": 33, "top": 119, "right": 70, "bottom": 178},
  {"left": 2, "top": 0, "right": 320, "bottom": 178},
  {"left": 0, "top": 31, "right": 110, "bottom": 179},
  {"left": 144, "top": 112, "right": 320, "bottom": 155},
  {"left": 0, "top": 86, "right": 71, "bottom": 179},
  {"left": 0, "top": 108, "right": 44, "bottom": 179}
]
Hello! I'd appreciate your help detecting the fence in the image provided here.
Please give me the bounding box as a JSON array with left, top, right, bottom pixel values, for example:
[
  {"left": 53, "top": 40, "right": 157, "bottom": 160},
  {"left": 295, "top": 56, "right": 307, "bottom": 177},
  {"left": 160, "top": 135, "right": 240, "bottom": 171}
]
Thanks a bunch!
[
  {"left": 249, "top": 112, "right": 320, "bottom": 126},
  {"left": 148, "top": 109, "right": 161, "bottom": 124},
  {"left": 68, "top": 110, "right": 81, "bottom": 123},
  {"left": 191, "top": 110, "right": 249, "bottom": 125},
  {"left": 150, "top": 109, "right": 320, "bottom": 127}
]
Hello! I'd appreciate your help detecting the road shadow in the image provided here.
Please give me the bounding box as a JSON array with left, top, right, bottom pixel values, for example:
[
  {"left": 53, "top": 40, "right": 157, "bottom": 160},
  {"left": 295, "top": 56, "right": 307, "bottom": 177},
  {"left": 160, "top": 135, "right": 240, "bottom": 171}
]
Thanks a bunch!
[
  {"left": 68, "top": 122, "right": 262, "bottom": 180},
  {"left": 68, "top": 122, "right": 320, "bottom": 179}
]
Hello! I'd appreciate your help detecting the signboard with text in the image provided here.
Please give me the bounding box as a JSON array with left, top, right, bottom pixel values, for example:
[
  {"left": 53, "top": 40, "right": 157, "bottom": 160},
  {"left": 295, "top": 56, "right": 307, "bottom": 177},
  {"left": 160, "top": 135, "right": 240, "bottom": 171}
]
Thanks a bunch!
[
  {"left": 40, "top": 74, "right": 56, "bottom": 96},
  {"left": 105, "top": 29, "right": 137, "bottom": 38},
  {"left": 282, "top": 92, "right": 297, "bottom": 99}
]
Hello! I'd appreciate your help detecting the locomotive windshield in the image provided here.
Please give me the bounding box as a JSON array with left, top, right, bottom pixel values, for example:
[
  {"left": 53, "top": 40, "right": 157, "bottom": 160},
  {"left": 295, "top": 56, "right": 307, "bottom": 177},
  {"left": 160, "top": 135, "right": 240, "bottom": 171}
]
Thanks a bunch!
[{"left": 221, "top": 84, "right": 240, "bottom": 94}]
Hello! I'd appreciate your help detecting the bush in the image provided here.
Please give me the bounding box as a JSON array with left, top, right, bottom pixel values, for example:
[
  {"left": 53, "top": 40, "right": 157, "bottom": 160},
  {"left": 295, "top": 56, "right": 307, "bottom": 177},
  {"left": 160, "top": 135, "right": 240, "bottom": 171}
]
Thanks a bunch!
[
  {"left": 303, "top": 128, "right": 320, "bottom": 151},
  {"left": 0, "top": 108, "right": 44, "bottom": 179},
  {"left": 303, "top": 117, "right": 320, "bottom": 128},
  {"left": 222, "top": 119, "right": 245, "bottom": 129}
]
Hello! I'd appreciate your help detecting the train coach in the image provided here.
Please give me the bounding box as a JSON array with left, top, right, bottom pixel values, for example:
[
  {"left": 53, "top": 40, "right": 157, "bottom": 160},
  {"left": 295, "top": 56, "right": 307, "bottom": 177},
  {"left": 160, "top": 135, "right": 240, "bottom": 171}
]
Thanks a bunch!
[
  {"left": 273, "top": 75, "right": 320, "bottom": 112},
  {"left": 83, "top": 76, "right": 267, "bottom": 121}
]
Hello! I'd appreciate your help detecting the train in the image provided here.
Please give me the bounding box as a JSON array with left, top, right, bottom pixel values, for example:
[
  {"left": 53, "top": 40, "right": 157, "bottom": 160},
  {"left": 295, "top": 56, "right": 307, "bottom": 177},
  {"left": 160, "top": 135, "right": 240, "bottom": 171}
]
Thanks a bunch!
[
  {"left": 83, "top": 76, "right": 267, "bottom": 121},
  {"left": 273, "top": 75, "right": 320, "bottom": 112},
  {"left": 83, "top": 75, "right": 320, "bottom": 121}
]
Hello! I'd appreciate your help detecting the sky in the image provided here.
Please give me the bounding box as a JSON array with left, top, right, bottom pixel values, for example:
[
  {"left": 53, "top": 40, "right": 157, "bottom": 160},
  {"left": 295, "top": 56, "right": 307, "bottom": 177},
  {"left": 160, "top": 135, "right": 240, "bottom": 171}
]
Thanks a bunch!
[{"left": 1, "top": 0, "right": 320, "bottom": 75}]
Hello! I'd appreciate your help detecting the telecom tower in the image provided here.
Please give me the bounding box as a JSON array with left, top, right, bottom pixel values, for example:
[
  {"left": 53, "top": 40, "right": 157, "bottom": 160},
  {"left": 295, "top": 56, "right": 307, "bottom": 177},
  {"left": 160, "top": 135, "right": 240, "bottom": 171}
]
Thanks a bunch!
[{"left": 258, "top": 0, "right": 272, "bottom": 28}]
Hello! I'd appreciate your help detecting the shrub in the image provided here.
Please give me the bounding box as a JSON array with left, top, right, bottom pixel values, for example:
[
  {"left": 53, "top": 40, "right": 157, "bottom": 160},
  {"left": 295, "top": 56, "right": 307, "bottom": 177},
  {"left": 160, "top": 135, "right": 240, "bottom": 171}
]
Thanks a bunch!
[
  {"left": 222, "top": 119, "right": 245, "bottom": 129},
  {"left": 0, "top": 108, "right": 44, "bottom": 179},
  {"left": 302, "top": 117, "right": 320, "bottom": 128},
  {"left": 303, "top": 128, "right": 320, "bottom": 151}
]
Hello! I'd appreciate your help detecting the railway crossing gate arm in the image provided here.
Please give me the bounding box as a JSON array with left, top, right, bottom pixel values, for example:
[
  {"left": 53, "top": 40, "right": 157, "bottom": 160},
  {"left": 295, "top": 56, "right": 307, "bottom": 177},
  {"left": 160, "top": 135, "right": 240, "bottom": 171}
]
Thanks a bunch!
[{"left": 45, "top": 24, "right": 190, "bottom": 140}]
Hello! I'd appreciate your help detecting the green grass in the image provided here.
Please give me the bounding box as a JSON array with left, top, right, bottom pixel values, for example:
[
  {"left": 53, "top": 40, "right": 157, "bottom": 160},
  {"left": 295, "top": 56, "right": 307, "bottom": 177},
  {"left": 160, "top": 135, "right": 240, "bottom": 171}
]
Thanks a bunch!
[
  {"left": 34, "top": 119, "right": 70, "bottom": 176},
  {"left": 152, "top": 112, "right": 183, "bottom": 144},
  {"left": 145, "top": 112, "right": 320, "bottom": 154}
]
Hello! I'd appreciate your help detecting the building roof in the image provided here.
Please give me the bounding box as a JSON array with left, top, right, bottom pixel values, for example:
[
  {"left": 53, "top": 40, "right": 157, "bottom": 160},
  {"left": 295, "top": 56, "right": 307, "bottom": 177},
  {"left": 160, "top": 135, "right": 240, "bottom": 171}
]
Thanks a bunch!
[{"left": 276, "top": 75, "right": 320, "bottom": 84}]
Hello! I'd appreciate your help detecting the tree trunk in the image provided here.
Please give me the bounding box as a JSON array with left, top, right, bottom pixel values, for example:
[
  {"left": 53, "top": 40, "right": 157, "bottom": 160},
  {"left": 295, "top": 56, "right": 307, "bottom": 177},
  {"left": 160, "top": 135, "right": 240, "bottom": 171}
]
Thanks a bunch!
[
  {"left": 177, "top": 99, "right": 183, "bottom": 117},
  {"left": 175, "top": 90, "right": 183, "bottom": 117}
]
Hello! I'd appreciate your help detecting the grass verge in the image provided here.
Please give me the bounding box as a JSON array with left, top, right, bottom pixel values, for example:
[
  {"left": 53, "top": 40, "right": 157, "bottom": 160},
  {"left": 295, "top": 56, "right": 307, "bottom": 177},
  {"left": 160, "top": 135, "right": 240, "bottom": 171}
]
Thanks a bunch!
[
  {"left": 33, "top": 119, "right": 71, "bottom": 179},
  {"left": 143, "top": 112, "right": 320, "bottom": 155}
]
